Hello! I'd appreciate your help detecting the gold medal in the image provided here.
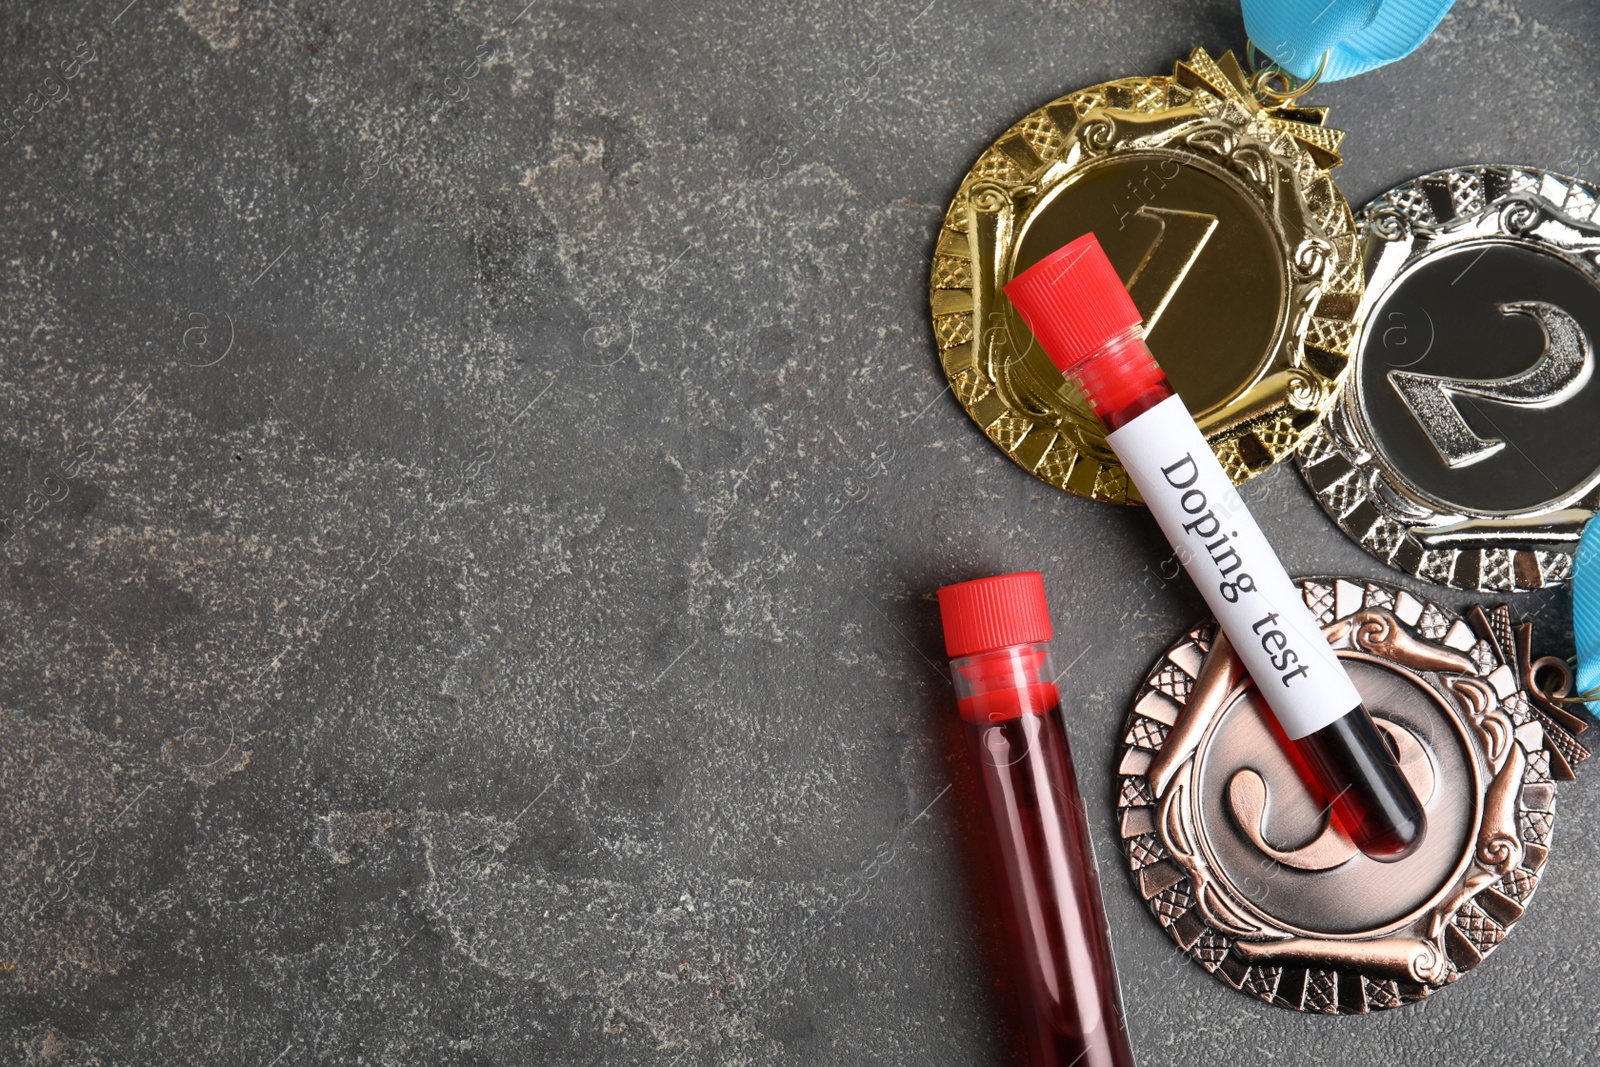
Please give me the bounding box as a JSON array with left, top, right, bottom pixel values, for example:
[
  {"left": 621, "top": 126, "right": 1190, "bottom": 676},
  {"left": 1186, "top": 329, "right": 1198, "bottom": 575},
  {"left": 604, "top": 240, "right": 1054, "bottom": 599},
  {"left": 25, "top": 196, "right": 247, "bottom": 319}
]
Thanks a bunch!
[{"left": 931, "top": 48, "right": 1361, "bottom": 504}]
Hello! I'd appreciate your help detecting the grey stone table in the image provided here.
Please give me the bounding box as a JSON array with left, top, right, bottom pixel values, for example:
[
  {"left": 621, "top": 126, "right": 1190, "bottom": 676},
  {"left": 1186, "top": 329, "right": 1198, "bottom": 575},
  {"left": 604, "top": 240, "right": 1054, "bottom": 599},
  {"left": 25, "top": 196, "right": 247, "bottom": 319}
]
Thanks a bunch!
[{"left": 2, "top": 0, "right": 1596, "bottom": 1063}]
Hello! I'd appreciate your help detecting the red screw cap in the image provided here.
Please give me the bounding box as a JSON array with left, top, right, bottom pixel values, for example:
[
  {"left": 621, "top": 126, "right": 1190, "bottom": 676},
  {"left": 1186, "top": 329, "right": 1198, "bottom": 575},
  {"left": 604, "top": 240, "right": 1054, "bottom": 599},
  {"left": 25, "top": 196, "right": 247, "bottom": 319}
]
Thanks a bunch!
[
  {"left": 1003, "top": 233, "right": 1142, "bottom": 374},
  {"left": 937, "top": 571, "right": 1052, "bottom": 658}
]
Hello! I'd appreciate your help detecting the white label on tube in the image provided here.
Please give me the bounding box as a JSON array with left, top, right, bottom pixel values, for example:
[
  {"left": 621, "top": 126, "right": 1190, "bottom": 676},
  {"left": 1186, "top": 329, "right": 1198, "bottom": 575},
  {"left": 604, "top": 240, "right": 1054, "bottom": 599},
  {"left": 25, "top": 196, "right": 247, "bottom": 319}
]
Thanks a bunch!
[{"left": 1107, "top": 395, "right": 1360, "bottom": 739}]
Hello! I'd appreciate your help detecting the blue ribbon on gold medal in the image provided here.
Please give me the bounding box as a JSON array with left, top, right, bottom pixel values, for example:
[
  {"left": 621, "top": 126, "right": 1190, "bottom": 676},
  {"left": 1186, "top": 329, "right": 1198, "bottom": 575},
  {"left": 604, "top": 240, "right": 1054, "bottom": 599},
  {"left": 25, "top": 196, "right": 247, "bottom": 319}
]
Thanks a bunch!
[{"left": 1243, "top": 0, "right": 1457, "bottom": 82}]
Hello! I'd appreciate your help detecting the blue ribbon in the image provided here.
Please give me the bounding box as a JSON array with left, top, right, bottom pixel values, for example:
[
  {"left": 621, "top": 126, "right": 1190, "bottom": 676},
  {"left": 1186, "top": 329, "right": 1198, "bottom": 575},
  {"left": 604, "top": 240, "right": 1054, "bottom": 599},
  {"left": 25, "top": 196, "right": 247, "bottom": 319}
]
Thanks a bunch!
[
  {"left": 1241, "top": 0, "right": 1457, "bottom": 82},
  {"left": 1577, "top": 514, "right": 1600, "bottom": 716}
]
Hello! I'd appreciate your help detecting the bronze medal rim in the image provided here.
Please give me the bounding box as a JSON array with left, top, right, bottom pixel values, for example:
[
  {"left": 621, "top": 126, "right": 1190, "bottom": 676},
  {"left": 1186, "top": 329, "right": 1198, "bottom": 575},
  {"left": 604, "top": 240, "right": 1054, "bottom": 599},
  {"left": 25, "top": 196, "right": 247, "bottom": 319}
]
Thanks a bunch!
[
  {"left": 930, "top": 48, "right": 1362, "bottom": 505},
  {"left": 1116, "top": 576, "right": 1579, "bottom": 1014},
  {"left": 1297, "top": 164, "right": 1600, "bottom": 592}
]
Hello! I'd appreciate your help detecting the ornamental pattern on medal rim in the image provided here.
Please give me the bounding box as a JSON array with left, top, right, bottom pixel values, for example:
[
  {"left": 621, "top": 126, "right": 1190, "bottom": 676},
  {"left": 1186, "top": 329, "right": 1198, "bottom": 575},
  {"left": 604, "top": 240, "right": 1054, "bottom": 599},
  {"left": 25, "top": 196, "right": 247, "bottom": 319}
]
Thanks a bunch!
[
  {"left": 1116, "top": 578, "right": 1589, "bottom": 1014},
  {"left": 1296, "top": 165, "right": 1600, "bottom": 591},
  {"left": 930, "top": 48, "right": 1362, "bottom": 504}
]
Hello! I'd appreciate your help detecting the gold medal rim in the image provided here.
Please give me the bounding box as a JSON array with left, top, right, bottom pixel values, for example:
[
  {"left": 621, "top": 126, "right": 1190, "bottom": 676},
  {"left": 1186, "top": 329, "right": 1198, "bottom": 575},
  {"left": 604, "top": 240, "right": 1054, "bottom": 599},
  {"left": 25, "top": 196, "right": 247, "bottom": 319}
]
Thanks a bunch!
[{"left": 930, "top": 49, "right": 1362, "bottom": 505}]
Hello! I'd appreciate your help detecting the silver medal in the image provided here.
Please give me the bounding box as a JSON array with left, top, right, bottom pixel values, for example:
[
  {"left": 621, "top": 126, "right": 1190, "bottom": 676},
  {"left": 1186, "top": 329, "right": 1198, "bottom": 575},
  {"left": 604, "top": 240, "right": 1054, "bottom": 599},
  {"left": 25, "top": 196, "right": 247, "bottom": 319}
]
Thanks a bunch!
[{"left": 1297, "top": 166, "right": 1600, "bottom": 592}]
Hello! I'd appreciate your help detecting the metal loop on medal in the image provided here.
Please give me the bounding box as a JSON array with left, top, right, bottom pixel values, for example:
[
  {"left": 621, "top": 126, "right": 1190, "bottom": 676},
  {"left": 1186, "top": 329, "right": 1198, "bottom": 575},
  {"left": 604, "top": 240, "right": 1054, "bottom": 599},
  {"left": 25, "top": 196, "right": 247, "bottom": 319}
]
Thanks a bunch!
[
  {"left": 1246, "top": 41, "right": 1330, "bottom": 103},
  {"left": 1531, "top": 655, "right": 1600, "bottom": 706}
]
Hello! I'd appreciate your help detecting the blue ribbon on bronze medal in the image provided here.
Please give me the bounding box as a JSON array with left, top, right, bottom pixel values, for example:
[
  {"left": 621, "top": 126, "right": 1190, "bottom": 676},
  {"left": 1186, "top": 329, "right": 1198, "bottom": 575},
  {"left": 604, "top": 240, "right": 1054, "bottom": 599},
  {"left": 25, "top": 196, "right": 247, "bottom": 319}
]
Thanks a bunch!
[
  {"left": 1242, "top": 0, "right": 1457, "bottom": 82},
  {"left": 1575, "top": 515, "right": 1600, "bottom": 716}
]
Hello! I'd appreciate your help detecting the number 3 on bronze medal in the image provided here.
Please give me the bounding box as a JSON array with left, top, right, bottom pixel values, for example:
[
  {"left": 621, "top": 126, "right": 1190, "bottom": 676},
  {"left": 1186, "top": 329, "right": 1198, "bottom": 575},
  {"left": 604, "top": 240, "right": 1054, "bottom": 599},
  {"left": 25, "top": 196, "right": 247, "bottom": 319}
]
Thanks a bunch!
[{"left": 1389, "top": 300, "right": 1594, "bottom": 469}]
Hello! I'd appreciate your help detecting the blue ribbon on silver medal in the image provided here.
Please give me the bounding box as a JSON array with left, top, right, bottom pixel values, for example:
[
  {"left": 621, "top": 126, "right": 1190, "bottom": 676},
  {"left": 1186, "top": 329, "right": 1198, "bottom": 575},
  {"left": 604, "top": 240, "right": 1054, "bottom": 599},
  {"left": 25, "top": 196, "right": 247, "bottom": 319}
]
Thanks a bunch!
[
  {"left": 1575, "top": 515, "right": 1600, "bottom": 716},
  {"left": 1242, "top": 0, "right": 1457, "bottom": 82}
]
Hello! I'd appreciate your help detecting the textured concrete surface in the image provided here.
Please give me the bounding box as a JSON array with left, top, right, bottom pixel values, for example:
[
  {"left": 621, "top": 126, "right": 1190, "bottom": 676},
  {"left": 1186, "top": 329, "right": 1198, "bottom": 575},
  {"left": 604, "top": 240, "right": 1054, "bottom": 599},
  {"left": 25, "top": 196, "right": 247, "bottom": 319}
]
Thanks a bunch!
[{"left": 1, "top": 0, "right": 1597, "bottom": 1063}]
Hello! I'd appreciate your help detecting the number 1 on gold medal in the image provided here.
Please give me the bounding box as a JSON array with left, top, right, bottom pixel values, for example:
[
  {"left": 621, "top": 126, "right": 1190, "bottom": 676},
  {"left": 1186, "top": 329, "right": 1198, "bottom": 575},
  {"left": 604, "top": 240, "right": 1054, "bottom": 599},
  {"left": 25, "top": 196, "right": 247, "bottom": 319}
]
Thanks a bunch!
[{"left": 1126, "top": 205, "right": 1218, "bottom": 331}]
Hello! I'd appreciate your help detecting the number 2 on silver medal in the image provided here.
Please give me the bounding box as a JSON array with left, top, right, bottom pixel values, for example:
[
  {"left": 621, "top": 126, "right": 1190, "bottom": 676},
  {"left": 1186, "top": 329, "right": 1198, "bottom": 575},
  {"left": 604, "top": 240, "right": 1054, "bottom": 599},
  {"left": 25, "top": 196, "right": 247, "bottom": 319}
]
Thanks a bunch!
[{"left": 1388, "top": 300, "right": 1594, "bottom": 469}]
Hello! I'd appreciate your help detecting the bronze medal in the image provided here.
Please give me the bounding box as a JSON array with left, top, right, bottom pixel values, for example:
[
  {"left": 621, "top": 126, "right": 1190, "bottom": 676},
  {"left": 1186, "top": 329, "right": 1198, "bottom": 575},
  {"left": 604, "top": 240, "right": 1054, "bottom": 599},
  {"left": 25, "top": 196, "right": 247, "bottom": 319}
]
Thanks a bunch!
[
  {"left": 1117, "top": 577, "right": 1588, "bottom": 1012},
  {"left": 931, "top": 49, "right": 1361, "bottom": 503}
]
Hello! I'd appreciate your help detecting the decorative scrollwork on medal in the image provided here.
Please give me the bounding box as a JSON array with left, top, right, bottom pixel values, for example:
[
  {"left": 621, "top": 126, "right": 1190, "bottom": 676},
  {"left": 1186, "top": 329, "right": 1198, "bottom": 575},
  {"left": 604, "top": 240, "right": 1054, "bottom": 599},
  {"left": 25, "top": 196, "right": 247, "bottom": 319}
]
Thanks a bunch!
[
  {"left": 1298, "top": 166, "right": 1600, "bottom": 591},
  {"left": 930, "top": 48, "right": 1362, "bottom": 504},
  {"left": 1118, "top": 577, "right": 1590, "bottom": 1013}
]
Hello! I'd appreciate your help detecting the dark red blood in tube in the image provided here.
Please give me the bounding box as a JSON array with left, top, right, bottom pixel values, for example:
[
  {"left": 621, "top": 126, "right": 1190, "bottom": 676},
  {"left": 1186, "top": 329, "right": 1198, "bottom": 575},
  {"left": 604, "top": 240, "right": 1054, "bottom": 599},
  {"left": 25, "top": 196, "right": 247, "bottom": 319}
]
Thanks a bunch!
[{"left": 939, "top": 573, "right": 1136, "bottom": 1067}]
